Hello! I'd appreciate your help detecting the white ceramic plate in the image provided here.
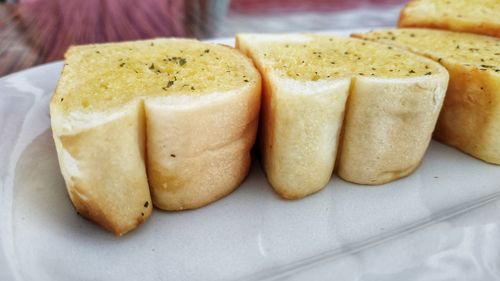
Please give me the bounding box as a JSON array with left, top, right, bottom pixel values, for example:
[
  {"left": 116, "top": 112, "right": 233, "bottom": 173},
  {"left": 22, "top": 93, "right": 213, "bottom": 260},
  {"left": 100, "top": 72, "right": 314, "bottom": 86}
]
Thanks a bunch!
[{"left": 1, "top": 32, "right": 500, "bottom": 281}]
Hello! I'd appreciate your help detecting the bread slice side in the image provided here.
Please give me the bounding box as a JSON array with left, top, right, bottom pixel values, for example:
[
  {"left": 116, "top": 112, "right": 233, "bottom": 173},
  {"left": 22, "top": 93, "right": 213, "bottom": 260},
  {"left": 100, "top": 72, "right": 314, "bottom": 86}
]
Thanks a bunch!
[
  {"left": 398, "top": 0, "right": 500, "bottom": 37},
  {"left": 353, "top": 28, "right": 500, "bottom": 164},
  {"left": 51, "top": 100, "right": 151, "bottom": 236},
  {"left": 338, "top": 74, "right": 448, "bottom": 184},
  {"left": 145, "top": 82, "right": 261, "bottom": 210},
  {"left": 263, "top": 76, "right": 350, "bottom": 199}
]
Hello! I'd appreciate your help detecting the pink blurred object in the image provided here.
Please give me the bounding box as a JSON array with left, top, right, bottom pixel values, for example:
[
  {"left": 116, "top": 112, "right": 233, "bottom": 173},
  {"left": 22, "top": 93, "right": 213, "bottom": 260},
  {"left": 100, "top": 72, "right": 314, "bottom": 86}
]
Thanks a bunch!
[
  {"left": 230, "top": 0, "right": 407, "bottom": 13},
  {"left": 13, "top": 0, "right": 187, "bottom": 62}
]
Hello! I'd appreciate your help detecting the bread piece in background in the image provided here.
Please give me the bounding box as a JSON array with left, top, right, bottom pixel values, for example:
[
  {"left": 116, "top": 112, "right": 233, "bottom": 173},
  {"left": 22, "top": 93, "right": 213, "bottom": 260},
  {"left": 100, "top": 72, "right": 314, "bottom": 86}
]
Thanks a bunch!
[
  {"left": 353, "top": 28, "right": 500, "bottom": 164},
  {"left": 236, "top": 34, "right": 448, "bottom": 197},
  {"left": 398, "top": 0, "right": 500, "bottom": 37},
  {"left": 51, "top": 38, "right": 261, "bottom": 235}
]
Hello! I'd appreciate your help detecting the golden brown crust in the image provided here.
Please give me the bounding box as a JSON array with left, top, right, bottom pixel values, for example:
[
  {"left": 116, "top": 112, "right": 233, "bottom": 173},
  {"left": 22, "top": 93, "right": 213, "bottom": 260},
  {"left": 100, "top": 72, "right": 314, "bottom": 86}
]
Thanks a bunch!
[
  {"left": 398, "top": 0, "right": 500, "bottom": 37},
  {"left": 53, "top": 102, "right": 152, "bottom": 236},
  {"left": 433, "top": 65, "right": 500, "bottom": 164},
  {"left": 68, "top": 182, "right": 150, "bottom": 235}
]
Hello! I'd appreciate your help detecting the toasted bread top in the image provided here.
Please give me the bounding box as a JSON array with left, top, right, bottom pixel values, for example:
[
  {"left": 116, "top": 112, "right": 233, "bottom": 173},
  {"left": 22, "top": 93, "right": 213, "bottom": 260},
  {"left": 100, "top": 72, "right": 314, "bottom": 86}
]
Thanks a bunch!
[
  {"left": 354, "top": 28, "right": 500, "bottom": 74},
  {"left": 402, "top": 0, "right": 500, "bottom": 23},
  {"left": 236, "top": 34, "right": 442, "bottom": 81},
  {"left": 53, "top": 38, "right": 257, "bottom": 113}
]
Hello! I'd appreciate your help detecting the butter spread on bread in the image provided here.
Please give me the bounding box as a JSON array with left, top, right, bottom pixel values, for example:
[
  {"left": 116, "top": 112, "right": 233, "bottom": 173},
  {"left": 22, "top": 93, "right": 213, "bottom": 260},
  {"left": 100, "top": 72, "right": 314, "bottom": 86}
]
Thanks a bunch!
[
  {"left": 353, "top": 28, "right": 500, "bottom": 164},
  {"left": 236, "top": 33, "right": 448, "bottom": 198},
  {"left": 51, "top": 38, "right": 261, "bottom": 235},
  {"left": 398, "top": 0, "right": 500, "bottom": 37}
]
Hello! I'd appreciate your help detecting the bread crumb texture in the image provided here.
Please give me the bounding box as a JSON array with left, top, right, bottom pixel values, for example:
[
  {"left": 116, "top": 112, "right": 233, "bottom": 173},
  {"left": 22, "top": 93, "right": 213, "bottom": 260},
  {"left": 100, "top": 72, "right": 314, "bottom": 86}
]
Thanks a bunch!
[
  {"left": 54, "top": 38, "right": 253, "bottom": 112},
  {"left": 357, "top": 29, "right": 500, "bottom": 73},
  {"left": 251, "top": 35, "right": 436, "bottom": 80}
]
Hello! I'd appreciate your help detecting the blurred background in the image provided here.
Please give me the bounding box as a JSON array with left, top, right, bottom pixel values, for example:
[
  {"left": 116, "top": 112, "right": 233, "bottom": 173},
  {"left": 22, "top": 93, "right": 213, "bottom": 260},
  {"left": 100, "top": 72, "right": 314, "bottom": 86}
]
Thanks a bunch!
[{"left": 0, "top": 0, "right": 407, "bottom": 77}]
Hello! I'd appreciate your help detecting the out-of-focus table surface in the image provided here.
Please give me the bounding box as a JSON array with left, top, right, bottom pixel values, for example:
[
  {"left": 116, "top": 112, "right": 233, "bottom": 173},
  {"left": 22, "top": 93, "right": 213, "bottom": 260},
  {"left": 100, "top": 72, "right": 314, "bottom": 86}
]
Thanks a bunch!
[{"left": 0, "top": 0, "right": 406, "bottom": 77}]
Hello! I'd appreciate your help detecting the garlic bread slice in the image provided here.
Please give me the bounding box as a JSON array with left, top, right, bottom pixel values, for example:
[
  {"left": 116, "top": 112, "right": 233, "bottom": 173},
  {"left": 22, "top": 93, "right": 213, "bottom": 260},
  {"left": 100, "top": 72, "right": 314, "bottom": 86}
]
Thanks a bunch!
[
  {"left": 354, "top": 28, "right": 500, "bottom": 164},
  {"left": 51, "top": 38, "right": 261, "bottom": 235},
  {"left": 237, "top": 33, "right": 448, "bottom": 197},
  {"left": 398, "top": 0, "right": 500, "bottom": 37}
]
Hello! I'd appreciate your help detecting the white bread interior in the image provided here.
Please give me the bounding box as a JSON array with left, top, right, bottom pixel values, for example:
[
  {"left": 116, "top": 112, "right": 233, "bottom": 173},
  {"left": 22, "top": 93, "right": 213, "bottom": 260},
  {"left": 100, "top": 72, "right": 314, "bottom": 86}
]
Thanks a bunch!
[
  {"left": 353, "top": 28, "right": 500, "bottom": 164},
  {"left": 398, "top": 0, "right": 500, "bottom": 37},
  {"left": 237, "top": 33, "right": 448, "bottom": 197},
  {"left": 51, "top": 38, "right": 261, "bottom": 235}
]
